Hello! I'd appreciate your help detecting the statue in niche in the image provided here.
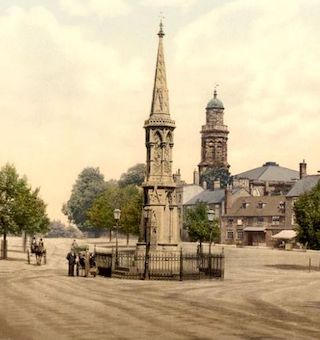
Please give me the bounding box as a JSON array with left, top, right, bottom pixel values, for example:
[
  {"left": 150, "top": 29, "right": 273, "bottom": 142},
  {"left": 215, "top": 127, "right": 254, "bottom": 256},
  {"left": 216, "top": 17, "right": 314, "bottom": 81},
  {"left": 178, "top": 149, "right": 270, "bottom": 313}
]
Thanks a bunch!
[
  {"left": 153, "top": 133, "right": 162, "bottom": 174},
  {"left": 149, "top": 210, "right": 158, "bottom": 246},
  {"left": 163, "top": 145, "right": 171, "bottom": 174}
]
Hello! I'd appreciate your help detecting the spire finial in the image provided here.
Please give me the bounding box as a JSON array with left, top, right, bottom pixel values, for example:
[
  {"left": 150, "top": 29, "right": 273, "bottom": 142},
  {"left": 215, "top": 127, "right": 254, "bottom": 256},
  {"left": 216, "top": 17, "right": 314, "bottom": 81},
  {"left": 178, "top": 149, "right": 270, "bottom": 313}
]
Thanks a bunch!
[
  {"left": 214, "top": 83, "right": 219, "bottom": 98},
  {"left": 158, "top": 12, "right": 165, "bottom": 38}
]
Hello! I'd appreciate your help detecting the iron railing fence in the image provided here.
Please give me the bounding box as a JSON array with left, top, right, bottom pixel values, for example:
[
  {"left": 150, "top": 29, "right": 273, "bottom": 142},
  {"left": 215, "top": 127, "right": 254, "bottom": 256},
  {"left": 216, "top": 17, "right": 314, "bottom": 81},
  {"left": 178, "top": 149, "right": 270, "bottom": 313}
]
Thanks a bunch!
[{"left": 95, "top": 250, "right": 224, "bottom": 281}]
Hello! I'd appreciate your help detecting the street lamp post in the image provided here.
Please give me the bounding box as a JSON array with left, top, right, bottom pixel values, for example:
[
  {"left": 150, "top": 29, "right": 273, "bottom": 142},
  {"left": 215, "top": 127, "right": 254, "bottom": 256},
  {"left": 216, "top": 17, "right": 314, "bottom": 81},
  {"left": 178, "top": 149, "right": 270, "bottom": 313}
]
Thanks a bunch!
[
  {"left": 113, "top": 208, "right": 121, "bottom": 268},
  {"left": 143, "top": 207, "right": 150, "bottom": 280},
  {"left": 207, "top": 209, "right": 215, "bottom": 278}
]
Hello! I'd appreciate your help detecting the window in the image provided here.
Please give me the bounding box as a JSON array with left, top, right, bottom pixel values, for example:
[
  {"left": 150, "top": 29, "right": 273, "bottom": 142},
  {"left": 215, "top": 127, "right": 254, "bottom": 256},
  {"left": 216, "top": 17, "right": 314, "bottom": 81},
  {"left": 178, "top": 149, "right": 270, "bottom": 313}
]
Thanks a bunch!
[
  {"left": 227, "top": 218, "right": 233, "bottom": 225},
  {"left": 272, "top": 216, "right": 280, "bottom": 225},
  {"left": 258, "top": 202, "right": 266, "bottom": 209},
  {"left": 242, "top": 202, "right": 249, "bottom": 208},
  {"left": 227, "top": 231, "right": 234, "bottom": 240},
  {"left": 257, "top": 216, "right": 264, "bottom": 224},
  {"left": 237, "top": 219, "right": 243, "bottom": 226},
  {"left": 237, "top": 230, "right": 243, "bottom": 240},
  {"left": 279, "top": 201, "right": 285, "bottom": 210}
]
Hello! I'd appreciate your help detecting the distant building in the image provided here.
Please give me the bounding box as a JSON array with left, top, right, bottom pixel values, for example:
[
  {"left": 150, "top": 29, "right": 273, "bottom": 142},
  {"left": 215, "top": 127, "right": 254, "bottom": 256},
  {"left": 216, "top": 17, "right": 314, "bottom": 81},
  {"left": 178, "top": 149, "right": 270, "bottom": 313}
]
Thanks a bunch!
[
  {"left": 285, "top": 174, "right": 320, "bottom": 230},
  {"left": 183, "top": 187, "right": 250, "bottom": 241},
  {"left": 198, "top": 89, "right": 230, "bottom": 189},
  {"left": 233, "top": 161, "right": 300, "bottom": 196},
  {"left": 221, "top": 195, "right": 286, "bottom": 246}
]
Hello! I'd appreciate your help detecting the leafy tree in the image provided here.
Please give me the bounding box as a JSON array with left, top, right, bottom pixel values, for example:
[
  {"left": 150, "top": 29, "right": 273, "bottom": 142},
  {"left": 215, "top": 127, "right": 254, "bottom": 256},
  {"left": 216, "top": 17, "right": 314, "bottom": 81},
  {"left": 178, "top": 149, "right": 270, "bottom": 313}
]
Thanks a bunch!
[
  {"left": 0, "top": 164, "right": 49, "bottom": 259},
  {"left": 184, "top": 201, "right": 220, "bottom": 252},
  {"left": 46, "top": 220, "right": 83, "bottom": 238},
  {"left": 63, "top": 167, "right": 106, "bottom": 231},
  {"left": 87, "top": 184, "right": 143, "bottom": 244},
  {"left": 201, "top": 167, "right": 231, "bottom": 189},
  {"left": 294, "top": 181, "right": 320, "bottom": 250},
  {"left": 118, "top": 163, "right": 146, "bottom": 188}
]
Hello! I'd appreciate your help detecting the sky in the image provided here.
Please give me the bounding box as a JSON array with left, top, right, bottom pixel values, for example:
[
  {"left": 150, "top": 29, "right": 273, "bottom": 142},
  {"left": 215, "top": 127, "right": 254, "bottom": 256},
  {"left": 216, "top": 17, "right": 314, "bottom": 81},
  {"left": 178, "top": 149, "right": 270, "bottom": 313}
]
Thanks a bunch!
[{"left": 0, "top": 0, "right": 319, "bottom": 223}]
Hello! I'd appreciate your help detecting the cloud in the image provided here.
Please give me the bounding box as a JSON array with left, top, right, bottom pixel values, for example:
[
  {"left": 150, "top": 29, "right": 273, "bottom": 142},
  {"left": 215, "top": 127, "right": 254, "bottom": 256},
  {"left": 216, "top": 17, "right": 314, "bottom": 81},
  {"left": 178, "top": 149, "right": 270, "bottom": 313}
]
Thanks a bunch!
[
  {"left": 140, "top": 0, "right": 196, "bottom": 9},
  {"left": 172, "top": 0, "right": 320, "bottom": 173},
  {"left": 59, "top": 0, "right": 131, "bottom": 18}
]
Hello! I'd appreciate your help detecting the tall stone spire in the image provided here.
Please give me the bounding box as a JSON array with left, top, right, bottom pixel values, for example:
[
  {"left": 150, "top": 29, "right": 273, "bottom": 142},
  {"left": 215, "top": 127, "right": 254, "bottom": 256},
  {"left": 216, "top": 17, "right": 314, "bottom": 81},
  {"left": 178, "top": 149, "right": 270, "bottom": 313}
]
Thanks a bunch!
[
  {"left": 150, "top": 20, "right": 170, "bottom": 115},
  {"left": 139, "top": 21, "right": 180, "bottom": 251}
]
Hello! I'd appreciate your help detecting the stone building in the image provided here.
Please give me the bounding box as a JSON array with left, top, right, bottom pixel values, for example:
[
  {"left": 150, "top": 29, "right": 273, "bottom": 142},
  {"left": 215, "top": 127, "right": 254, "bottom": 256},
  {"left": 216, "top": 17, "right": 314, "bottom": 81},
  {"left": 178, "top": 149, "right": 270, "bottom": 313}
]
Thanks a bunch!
[
  {"left": 285, "top": 172, "right": 320, "bottom": 230},
  {"left": 140, "top": 22, "right": 180, "bottom": 250},
  {"left": 233, "top": 161, "right": 299, "bottom": 196},
  {"left": 221, "top": 195, "right": 287, "bottom": 246},
  {"left": 198, "top": 90, "right": 230, "bottom": 189}
]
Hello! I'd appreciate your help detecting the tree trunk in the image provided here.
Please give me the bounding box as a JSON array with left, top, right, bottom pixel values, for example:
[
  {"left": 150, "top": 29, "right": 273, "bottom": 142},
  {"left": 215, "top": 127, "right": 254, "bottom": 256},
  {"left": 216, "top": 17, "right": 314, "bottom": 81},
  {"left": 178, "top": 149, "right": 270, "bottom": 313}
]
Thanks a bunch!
[
  {"left": 3, "top": 227, "right": 7, "bottom": 259},
  {"left": 22, "top": 232, "right": 27, "bottom": 253},
  {"left": 126, "top": 232, "right": 129, "bottom": 245},
  {"left": 109, "top": 229, "right": 112, "bottom": 242}
]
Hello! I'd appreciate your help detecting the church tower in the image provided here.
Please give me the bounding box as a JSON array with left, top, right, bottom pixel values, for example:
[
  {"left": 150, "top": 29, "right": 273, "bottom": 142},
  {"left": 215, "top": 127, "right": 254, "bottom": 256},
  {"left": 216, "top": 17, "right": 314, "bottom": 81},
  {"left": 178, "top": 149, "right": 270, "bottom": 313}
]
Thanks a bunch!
[
  {"left": 198, "top": 89, "right": 230, "bottom": 188},
  {"left": 141, "top": 21, "right": 180, "bottom": 250}
]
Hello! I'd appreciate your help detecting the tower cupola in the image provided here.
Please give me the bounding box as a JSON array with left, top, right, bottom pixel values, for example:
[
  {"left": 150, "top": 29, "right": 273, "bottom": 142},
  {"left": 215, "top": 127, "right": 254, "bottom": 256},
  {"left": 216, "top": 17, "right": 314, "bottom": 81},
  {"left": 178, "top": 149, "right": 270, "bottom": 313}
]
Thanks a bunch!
[{"left": 206, "top": 89, "right": 224, "bottom": 110}]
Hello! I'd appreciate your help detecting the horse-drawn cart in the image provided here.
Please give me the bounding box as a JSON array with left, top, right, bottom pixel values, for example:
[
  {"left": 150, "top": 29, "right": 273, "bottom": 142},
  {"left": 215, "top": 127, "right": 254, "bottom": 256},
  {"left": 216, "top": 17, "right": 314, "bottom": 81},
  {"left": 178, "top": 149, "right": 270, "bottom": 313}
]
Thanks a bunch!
[{"left": 27, "top": 241, "right": 46, "bottom": 265}]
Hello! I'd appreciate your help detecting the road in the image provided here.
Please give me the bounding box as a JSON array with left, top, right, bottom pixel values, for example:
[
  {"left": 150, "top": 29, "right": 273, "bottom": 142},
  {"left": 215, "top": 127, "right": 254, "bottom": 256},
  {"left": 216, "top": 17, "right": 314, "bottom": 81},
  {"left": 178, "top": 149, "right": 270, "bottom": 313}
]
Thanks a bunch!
[{"left": 1, "top": 237, "right": 320, "bottom": 340}]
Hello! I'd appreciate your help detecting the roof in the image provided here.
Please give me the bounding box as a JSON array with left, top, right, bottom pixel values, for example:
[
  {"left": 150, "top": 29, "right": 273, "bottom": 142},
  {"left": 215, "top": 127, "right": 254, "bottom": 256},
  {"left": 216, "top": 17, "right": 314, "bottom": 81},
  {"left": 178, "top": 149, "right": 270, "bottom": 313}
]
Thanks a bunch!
[
  {"left": 272, "top": 230, "right": 297, "bottom": 240},
  {"left": 286, "top": 175, "right": 320, "bottom": 197},
  {"left": 226, "top": 195, "right": 286, "bottom": 217},
  {"left": 234, "top": 162, "right": 299, "bottom": 182},
  {"left": 206, "top": 90, "right": 224, "bottom": 110},
  {"left": 184, "top": 188, "right": 225, "bottom": 205}
]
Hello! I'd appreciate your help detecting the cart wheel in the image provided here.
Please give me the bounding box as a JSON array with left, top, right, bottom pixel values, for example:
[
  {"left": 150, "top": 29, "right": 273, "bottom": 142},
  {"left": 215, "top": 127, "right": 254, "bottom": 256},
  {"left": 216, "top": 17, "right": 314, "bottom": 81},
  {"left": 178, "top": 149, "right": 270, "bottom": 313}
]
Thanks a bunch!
[{"left": 27, "top": 250, "right": 30, "bottom": 264}]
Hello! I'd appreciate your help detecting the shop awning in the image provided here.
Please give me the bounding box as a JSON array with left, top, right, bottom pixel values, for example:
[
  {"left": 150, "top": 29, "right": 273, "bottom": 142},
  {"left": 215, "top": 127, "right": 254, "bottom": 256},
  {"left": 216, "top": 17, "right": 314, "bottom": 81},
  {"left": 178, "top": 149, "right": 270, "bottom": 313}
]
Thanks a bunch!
[
  {"left": 272, "top": 230, "right": 297, "bottom": 240},
  {"left": 243, "top": 227, "right": 266, "bottom": 232}
]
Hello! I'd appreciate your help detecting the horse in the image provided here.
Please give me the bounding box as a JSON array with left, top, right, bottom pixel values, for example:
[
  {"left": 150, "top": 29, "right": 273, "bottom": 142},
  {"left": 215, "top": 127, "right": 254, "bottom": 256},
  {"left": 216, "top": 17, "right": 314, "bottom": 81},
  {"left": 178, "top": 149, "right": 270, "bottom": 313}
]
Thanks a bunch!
[{"left": 31, "top": 243, "right": 46, "bottom": 265}]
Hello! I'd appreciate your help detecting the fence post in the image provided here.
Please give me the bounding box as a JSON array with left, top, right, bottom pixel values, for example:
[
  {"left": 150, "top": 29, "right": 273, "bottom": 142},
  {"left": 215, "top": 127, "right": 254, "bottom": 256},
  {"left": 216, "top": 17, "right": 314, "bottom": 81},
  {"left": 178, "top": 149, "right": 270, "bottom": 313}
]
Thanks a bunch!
[
  {"left": 309, "top": 257, "right": 311, "bottom": 272},
  {"left": 179, "top": 248, "right": 183, "bottom": 281},
  {"left": 221, "top": 248, "right": 225, "bottom": 280}
]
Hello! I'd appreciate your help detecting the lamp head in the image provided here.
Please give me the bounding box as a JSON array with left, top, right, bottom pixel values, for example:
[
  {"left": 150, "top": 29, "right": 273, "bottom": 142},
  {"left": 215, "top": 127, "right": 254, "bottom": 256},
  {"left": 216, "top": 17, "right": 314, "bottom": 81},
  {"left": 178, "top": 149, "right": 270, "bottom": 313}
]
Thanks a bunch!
[
  {"left": 113, "top": 208, "right": 121, "bottom": 220},
  {"left": 208, "top": 209, "right": 215, "bottom": 222}
]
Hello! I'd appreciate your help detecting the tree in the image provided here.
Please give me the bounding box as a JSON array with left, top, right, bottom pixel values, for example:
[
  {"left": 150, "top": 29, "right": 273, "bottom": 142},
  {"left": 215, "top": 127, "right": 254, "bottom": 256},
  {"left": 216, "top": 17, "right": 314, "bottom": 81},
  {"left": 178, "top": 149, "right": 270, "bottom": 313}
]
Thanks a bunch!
[
  {"left": 87, "top": 184, "right": 143, "bottom": 243},
  {"left": 118, "top": 163, "right": 146, "bottom": 188},
  {"left": 0, "top": 164, "right": 49, "bottom": 259},
  {"left": 184, "top": 201, "right": 220, "bottom": 252},
  {"left": 63, "top": 167, "right": 106, "bottom": 231},
  {"left": 294, "top": 181, "right": 320, "bottom": 250},
  {"left": 201, "top": 167, "right": 231, "bottom": 189},
  {"left": 120, "top": 185, "right": 143, "bottom": 244},
  {"left": 46, "top": 220, "right": 83, "bottom": 238}
]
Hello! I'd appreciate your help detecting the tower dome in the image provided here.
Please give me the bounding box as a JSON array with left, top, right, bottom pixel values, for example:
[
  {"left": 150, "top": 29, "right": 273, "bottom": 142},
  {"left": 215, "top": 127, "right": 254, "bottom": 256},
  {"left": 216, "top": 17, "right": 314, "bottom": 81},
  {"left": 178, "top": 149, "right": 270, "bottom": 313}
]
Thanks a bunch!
[{"left": 206, "top": 89, "right": 224, "bottom": 109}]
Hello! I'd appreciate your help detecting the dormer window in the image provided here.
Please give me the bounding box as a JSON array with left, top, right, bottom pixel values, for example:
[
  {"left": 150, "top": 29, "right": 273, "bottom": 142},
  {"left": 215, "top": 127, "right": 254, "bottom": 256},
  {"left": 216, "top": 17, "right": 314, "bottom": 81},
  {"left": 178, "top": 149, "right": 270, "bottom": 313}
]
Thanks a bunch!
[
  {"left": 242, "top": 202, "right": 249, "bottom": 208},
  {"left": 258, "top": 202, "right": 266, "bottom": 209}
]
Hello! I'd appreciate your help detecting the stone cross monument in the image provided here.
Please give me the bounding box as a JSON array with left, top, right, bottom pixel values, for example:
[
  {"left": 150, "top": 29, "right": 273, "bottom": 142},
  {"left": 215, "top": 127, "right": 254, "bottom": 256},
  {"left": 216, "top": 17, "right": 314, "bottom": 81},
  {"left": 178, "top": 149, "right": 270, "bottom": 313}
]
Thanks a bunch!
[{"left": 139, "top": 21, "right": 180, "bottom": 251}]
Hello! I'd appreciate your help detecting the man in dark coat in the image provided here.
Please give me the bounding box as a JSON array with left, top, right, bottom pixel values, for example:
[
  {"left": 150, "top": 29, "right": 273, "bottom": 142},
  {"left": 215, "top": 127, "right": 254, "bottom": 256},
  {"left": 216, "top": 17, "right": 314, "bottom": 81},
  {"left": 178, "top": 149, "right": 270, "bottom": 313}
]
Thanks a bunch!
[{"left": 66, "top": 251, "right": 76, "bottom": 276}]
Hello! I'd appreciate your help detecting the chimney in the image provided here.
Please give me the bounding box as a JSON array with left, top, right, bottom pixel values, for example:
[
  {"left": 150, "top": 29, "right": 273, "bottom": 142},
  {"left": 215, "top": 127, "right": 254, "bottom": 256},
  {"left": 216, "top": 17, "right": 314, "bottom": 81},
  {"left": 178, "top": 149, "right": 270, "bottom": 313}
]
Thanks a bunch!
[
  {"left": 193, "top": 169, "right": 199, "bottom": 185},
  {"left": 173, "top": 168, "right": 181, "bottom": 183},
  {"left": 299, "top": 160, "right": 307, "bottom": 179},
  {"left": 224, "top": 187, "right": 232, "bottom": 214},
  {"left": 213, "top": 179, "right": 221, "bottom": 190}
]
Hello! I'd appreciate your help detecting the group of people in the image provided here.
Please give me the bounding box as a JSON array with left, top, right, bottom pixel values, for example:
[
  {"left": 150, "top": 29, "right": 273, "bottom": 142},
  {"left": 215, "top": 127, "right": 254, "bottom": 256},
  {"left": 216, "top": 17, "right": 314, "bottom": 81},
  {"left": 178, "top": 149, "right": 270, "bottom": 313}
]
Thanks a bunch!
[{"left": 66, "top": 240, "right": 96, "bottom": 277}]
